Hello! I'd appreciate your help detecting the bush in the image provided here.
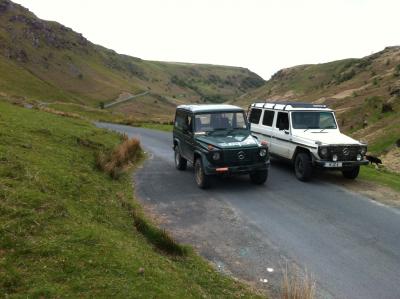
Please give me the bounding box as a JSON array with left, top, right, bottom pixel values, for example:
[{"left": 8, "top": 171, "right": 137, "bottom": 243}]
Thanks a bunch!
[
  {"left": 394, "top": 64, "right": 400, "bottom": 77},
  {"left": 96, "top": 137, "right": 142, "bottom": 179},
  {"left": 334, "top": 69, "right": 356, "bottom": 84},
  {"left": 381, "top": 103, "right": 393, "bottom": 113}
]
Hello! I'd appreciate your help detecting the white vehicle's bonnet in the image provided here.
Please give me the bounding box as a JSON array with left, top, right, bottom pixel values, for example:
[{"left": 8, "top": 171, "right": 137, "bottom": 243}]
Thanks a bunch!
[{"left": 293, "top": 130, "right": 361, "bottom": 145}]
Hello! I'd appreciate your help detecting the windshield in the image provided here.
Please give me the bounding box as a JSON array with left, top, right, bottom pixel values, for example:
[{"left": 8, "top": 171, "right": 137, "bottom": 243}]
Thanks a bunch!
[
  {"left": 291, "top": 112, "right": 337, "bottom": 129},
  {"left": 194, "top": 112, "right": 248, "bottom": 134}
]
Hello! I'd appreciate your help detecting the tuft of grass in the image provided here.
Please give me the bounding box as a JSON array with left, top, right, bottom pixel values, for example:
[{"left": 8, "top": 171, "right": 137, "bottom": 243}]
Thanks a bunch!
[
  {"left": 96, "top": 136, "right": 142, "bottom": 179},
  {"left": 281, "top": 266, "right": 316, "bottom": 299}
]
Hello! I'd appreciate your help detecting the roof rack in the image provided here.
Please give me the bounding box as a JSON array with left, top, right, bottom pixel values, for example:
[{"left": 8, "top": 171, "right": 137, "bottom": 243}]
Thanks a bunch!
[{"left": 250, "top": 101, "right": 328, "bottom": 110}]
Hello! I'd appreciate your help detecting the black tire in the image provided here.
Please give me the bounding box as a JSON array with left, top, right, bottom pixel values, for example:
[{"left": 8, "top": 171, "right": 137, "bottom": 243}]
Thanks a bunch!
[
  {"left": 174, "top": 147, "right": 187, "bottom": 170},
  {"left": 294, "top": 152, "right": 313, "bottom": 181},
  {"left": 250, "top": 170, "right": 268, "bottom": 185},
  {"left": 342, "top": 166, "right": 360, "bottom": 179},
  {"left": 194, "top": 158, "right": 210, "bottom": 189}
]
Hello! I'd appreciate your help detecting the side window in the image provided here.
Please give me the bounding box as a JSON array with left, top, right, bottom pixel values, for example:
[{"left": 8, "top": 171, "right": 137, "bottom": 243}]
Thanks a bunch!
[
  {"left": 249, "top": 108, "right": 262, "bottom": 124},
  {"left": 175, "top": 110, "right": 185, "bottom": 129},
  {"left": 262, "top": 110, "right": 275, "bottom": 126},
  {"left": 186, "top": 115, "right": 193, "bottom": 132},
  {"left": 276, "top": 112, "right": 289, "bottom": 130}
]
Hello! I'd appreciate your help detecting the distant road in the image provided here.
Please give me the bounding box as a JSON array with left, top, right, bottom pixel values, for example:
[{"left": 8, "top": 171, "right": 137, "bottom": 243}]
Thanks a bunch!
[
  {"left": 104, "top": 91, "right": 149, "bottom": 108},
  {"left": 97, "top": 122, "right": 400, "bottom": 299}
]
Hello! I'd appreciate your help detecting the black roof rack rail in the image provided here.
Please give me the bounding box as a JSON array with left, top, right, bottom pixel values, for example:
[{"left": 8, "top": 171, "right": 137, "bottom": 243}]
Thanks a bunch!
[{"left": 256, "top": 102, "right": 328, "bottom": 109}]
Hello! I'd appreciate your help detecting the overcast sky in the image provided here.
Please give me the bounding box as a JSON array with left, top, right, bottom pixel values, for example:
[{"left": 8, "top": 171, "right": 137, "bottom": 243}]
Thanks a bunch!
[{"left": 14, "top": 0, "right": 400, "bottom": 79}]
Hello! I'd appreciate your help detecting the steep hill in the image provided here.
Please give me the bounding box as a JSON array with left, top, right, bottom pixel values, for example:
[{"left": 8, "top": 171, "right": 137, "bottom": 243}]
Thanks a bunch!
[
  {"left": 233, "top": 46, "right": 400, "bottom": 169},
  {"left": 0, "top": 0, "right": 264, "bottom": 120}
]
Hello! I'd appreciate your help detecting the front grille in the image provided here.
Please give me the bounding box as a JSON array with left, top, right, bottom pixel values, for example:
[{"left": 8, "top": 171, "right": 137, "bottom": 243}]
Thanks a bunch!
[
  {"left": 222, "top": 148, "right": 259, "bottom": 166},
  {"left": 328, "top": 145, "right": 360, "bottom": 161}
]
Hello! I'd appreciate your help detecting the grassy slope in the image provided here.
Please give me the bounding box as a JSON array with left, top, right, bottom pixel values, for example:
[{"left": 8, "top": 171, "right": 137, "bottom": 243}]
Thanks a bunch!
[{"left": 0, "top": 101, "right": 260, "bottom": 298}]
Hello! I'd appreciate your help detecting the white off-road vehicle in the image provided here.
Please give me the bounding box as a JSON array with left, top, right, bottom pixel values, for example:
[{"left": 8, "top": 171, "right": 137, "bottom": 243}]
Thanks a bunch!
[{"left": 248, "top": 102, "right": 368, "bottom": 181}]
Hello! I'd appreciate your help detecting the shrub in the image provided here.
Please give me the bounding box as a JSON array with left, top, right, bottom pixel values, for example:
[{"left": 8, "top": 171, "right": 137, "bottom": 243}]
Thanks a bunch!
[
  {"left": 335, "top": 69, "right": 356, "bottom": 84},
  {"left": 96, "top": 137, "right": 142, "bottom": 179},
  {"left": 394, "top": 64, "right": 400, "bottom": 77},
  {"left": 381, "top": 103, "right": 393, "bottom": 113}
]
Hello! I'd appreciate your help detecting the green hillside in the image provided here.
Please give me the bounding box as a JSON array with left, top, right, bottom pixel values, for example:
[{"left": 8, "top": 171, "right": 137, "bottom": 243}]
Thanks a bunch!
[
  {"left": 0, "top": 100, "right": 261, "bottom": 298},
  {"left": 233, "top": 46, "right": 400, "bottom": 171},
  {"left": 0, "top": 0, "right": 264, "bottom": 121}
]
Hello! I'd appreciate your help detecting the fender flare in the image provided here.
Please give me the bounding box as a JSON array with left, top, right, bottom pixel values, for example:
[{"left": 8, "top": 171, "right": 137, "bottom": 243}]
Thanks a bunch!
[
  {"left": 173, "top": 138, "right": 182, "bottom": 153},
  {"left": 292, "top": 146, "right": 312, "bottom": 162},
  {"left": 193, "top": 149, "right": 207, "bottom": 164}
]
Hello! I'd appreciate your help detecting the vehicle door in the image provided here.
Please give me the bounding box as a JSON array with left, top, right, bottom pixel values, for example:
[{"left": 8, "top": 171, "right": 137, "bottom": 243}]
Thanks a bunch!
[
  {"left": 271, "top": 111, "right": 291, "bottom": 158},
  {"left": 174, "top": 110, "right": 186, "bottom": 155},
  {"left": 248, "top": 107, "right": 263, "bottom": 138},
  {"left": 182, "top": 113, "right": 195, "bottom": 161},
  {"left": 258, "top": 109, "right": 275, "bottom": 147}
]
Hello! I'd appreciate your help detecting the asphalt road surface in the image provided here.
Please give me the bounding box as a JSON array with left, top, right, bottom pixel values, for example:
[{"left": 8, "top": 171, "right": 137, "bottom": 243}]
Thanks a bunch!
[{"left": 97, "top": 123, "right": 400, "bottom": 299}]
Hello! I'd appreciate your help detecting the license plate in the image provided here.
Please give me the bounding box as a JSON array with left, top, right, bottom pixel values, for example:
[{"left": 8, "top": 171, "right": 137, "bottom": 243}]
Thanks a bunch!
[{"left": 325, "top": 162, "right": 342, "bottom": 168}]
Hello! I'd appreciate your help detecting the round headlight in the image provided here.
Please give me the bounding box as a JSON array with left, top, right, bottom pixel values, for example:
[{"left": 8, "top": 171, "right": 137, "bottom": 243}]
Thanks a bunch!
[
  {"left": 332, "top": 154, "right": 338, "bottom": 162},
  {"left": 319, "top": 146, "right": 328, "bottom": 159},
  {"left": 212, "top": 152, "right": 220, "bottom": 160},
  {"left": 360, "top": 146, "right": 367, "bottom": 155},
  {"left": 259, "top": 148, "right": 267, "bottom": 157}
]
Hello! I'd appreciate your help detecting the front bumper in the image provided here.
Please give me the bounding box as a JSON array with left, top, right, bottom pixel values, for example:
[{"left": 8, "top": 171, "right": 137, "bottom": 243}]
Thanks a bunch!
[
  {"left": 313, "top": 159, "right": 369, "bottom": 169},
  {"left": 204, "top": 161, "right": 270, "bottom": 175}
]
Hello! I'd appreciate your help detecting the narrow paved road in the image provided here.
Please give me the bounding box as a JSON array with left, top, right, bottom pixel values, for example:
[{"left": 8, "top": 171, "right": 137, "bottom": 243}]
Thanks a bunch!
[
  {"left": 97, "top": 123, "right": 400, "bottom": 299},
  {"left": 104, "top": 91, "right": 149, "bottom": 108}
]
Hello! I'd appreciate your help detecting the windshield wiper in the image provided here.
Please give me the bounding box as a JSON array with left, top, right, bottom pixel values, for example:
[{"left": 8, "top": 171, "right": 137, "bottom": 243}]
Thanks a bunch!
[
  {"left": 207, "top": 128, "right": 229, "bottom": 135},
  {"left": 304, "top": 127, "right": 318, "bottom": 132},
  {"left": 227, "top": 127, "right": 247, "bottom": 135}
]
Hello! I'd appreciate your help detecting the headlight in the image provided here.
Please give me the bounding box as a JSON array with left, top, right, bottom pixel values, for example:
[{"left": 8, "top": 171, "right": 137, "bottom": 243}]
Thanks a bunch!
[
  {"left": 357, "top": 154, "right": 362, "bottom": 161},
  {"left": 360, "top": 146, "right": 367, "bottom": 155},
  {"left": 318, "top": 146, "right": 328, "bottom": 159},
  {"left": 212, "top": 152, "right": 221, "bottom": 160},
  {"left": 259, "top": 148, "right": 267, "bottom": 157}
]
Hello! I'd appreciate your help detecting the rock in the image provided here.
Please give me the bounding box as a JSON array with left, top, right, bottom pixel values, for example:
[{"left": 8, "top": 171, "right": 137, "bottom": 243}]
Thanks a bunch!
[{"left": 138, "top": 267, "right": 145, "bottom": 275}]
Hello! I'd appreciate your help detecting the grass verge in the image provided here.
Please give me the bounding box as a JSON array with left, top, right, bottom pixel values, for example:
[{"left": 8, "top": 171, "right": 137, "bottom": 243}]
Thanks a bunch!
[
  {"left": 360, "top": 165, "right": 400, "bottom": 192},
  {"left": 0, "top": 100, "right": 261, "bottom": 298}
]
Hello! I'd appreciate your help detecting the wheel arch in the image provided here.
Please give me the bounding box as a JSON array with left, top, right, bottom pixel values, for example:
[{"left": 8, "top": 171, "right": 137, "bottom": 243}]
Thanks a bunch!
[
  {"left": 173, "top": 138, "right": 181, "bottom": 151},
  {"left": 193, "top": 150, "right": 203, "bottom": 165},
  {"left": 292, "top": 146, "right": 312, "bottom": 161}
]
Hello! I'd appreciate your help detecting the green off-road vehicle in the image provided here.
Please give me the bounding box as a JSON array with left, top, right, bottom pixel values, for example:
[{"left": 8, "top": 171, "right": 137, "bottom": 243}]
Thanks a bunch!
[{"left": 173, "top": 104, "right": 270, "bottom": 188}]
